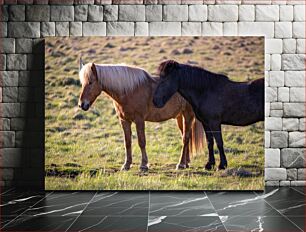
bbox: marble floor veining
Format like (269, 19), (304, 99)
(0, 187), (305, 231)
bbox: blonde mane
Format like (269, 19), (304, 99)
(80, 63), (156, 94)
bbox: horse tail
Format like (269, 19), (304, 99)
(189, 118), (205, 157)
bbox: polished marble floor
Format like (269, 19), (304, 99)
(0, 187), (305, 231)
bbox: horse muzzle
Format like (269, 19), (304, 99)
(79, 101), (90, 111)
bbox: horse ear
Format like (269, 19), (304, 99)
(159, 60), (179, 76)
(91, 63), (98, 81)
(79, 57), (85, 72)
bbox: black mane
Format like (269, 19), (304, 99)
(158, 60), (229, 91)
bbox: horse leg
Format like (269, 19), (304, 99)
(210, 122), (228, 170)
(176, 114), (188, 169)
(120, 119), (132, 171)
(202, 123), (215, 170)
(135, 118), (149, 172)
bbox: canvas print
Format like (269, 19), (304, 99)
(45, 36), (264, 190)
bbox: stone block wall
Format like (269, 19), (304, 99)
(0, 0), (305, 188)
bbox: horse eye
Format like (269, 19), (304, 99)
(89, 81), (92, 85)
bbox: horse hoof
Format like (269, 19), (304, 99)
(121, 165), (131, 171)
(217, 164), (227, 170)
(176, 164), (187, 170)
(204, 163), (215, 170)
(139, 166), (149, 172)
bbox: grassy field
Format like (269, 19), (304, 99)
(45, 36), (264, 190)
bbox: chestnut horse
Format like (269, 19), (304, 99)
(78, 59), (204, 171)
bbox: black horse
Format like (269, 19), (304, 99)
(153, 60), (264, 170)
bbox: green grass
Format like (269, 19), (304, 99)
(45, 36), (265, 190)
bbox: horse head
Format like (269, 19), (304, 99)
(153, 60), (180, 108)
(78, 61), (102, 111)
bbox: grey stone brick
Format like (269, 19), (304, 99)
(8, 22), (40, 38)
(279, 181), (290, 186)
(149, 22), (181, 36)
(280, 5), (293, 21)
(7, 54), (27, 71)
(1, 5), (9, 21)
(88, 5), (103, 21)
(3, 103), (20, 117)
(10, 118), (25, 130)
(1, 148), (22, 168)
(135, 22), (148, 36)
(0, 71), (18, 86)
(287, 168), (297, 180)
(189, 5), (207, 21)
(208, 5), (238, 21)
(163, 5), (188, 21)
(75, 5), (88, 21)
(284, 103), (304, 117)
(3, 87), (18, 102)
(1, 118), (10, 131)
(255, 5), (279, 21)
(223, 22), (237, 36)
(9, 5), (25, 21)
(202, 22), (222, 35)
(282, 54), (305, 71)
(290, 87), (305, 102)
(238, 22), (274, 38)
(239, 5), (255, 21)
(297, 39), (305, 54)
(265, 117), (282, 131)
(265, 148), (280, 168)
(265, 87), (277, 102)
(283, 118), (299, 131)
(293, 22), (304, 38)
(113, 0), (143, 3)
(0, 38), (15, 53)
(74, 0), (94, 3)
(283, 39), (296, 54)
(269, 71), (284, 87)
(41, 22), (55, 37)
(51, 6), (74, 21)
(95, 0), (112, 4)
(107, 22), (134, 35)
(119, 5), (145, 21)
(294, 5), (305, 21)
(281, 148), (305, 168)
(49, 0), (74, 4)
(182, 22), (201, 36)
(1, 22), (7, 37)
(285, 71), (305, 87)
(275, 22), (292, 39)
(265, 181), (280, 187)
(70, 22), (82, 36)
(16, 39), (32, 53)
(278, 87), (289, 102)
(83, 22), (106, 36)
(270, 131), (288, 148)
(2, 131), (15, 147)
(145, 5), (162, 22)
(144, 0), (158, 3)
(55, 22), (69, 36)
(26, 5), (50, 21)
(0, 54), (6, 71)
(265, 168), (286, 181)
(290, 181), (306, 186)
(289, 132), (305, 147)
(270, 54), (281, 71)
(265, 131), (270, 148)
(104, 5), (118, 21)
(18, 70), (42, 87)
(299, 119), (305, 131)
(297, 168), (305, 180)
(270, 110), (283, 117)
